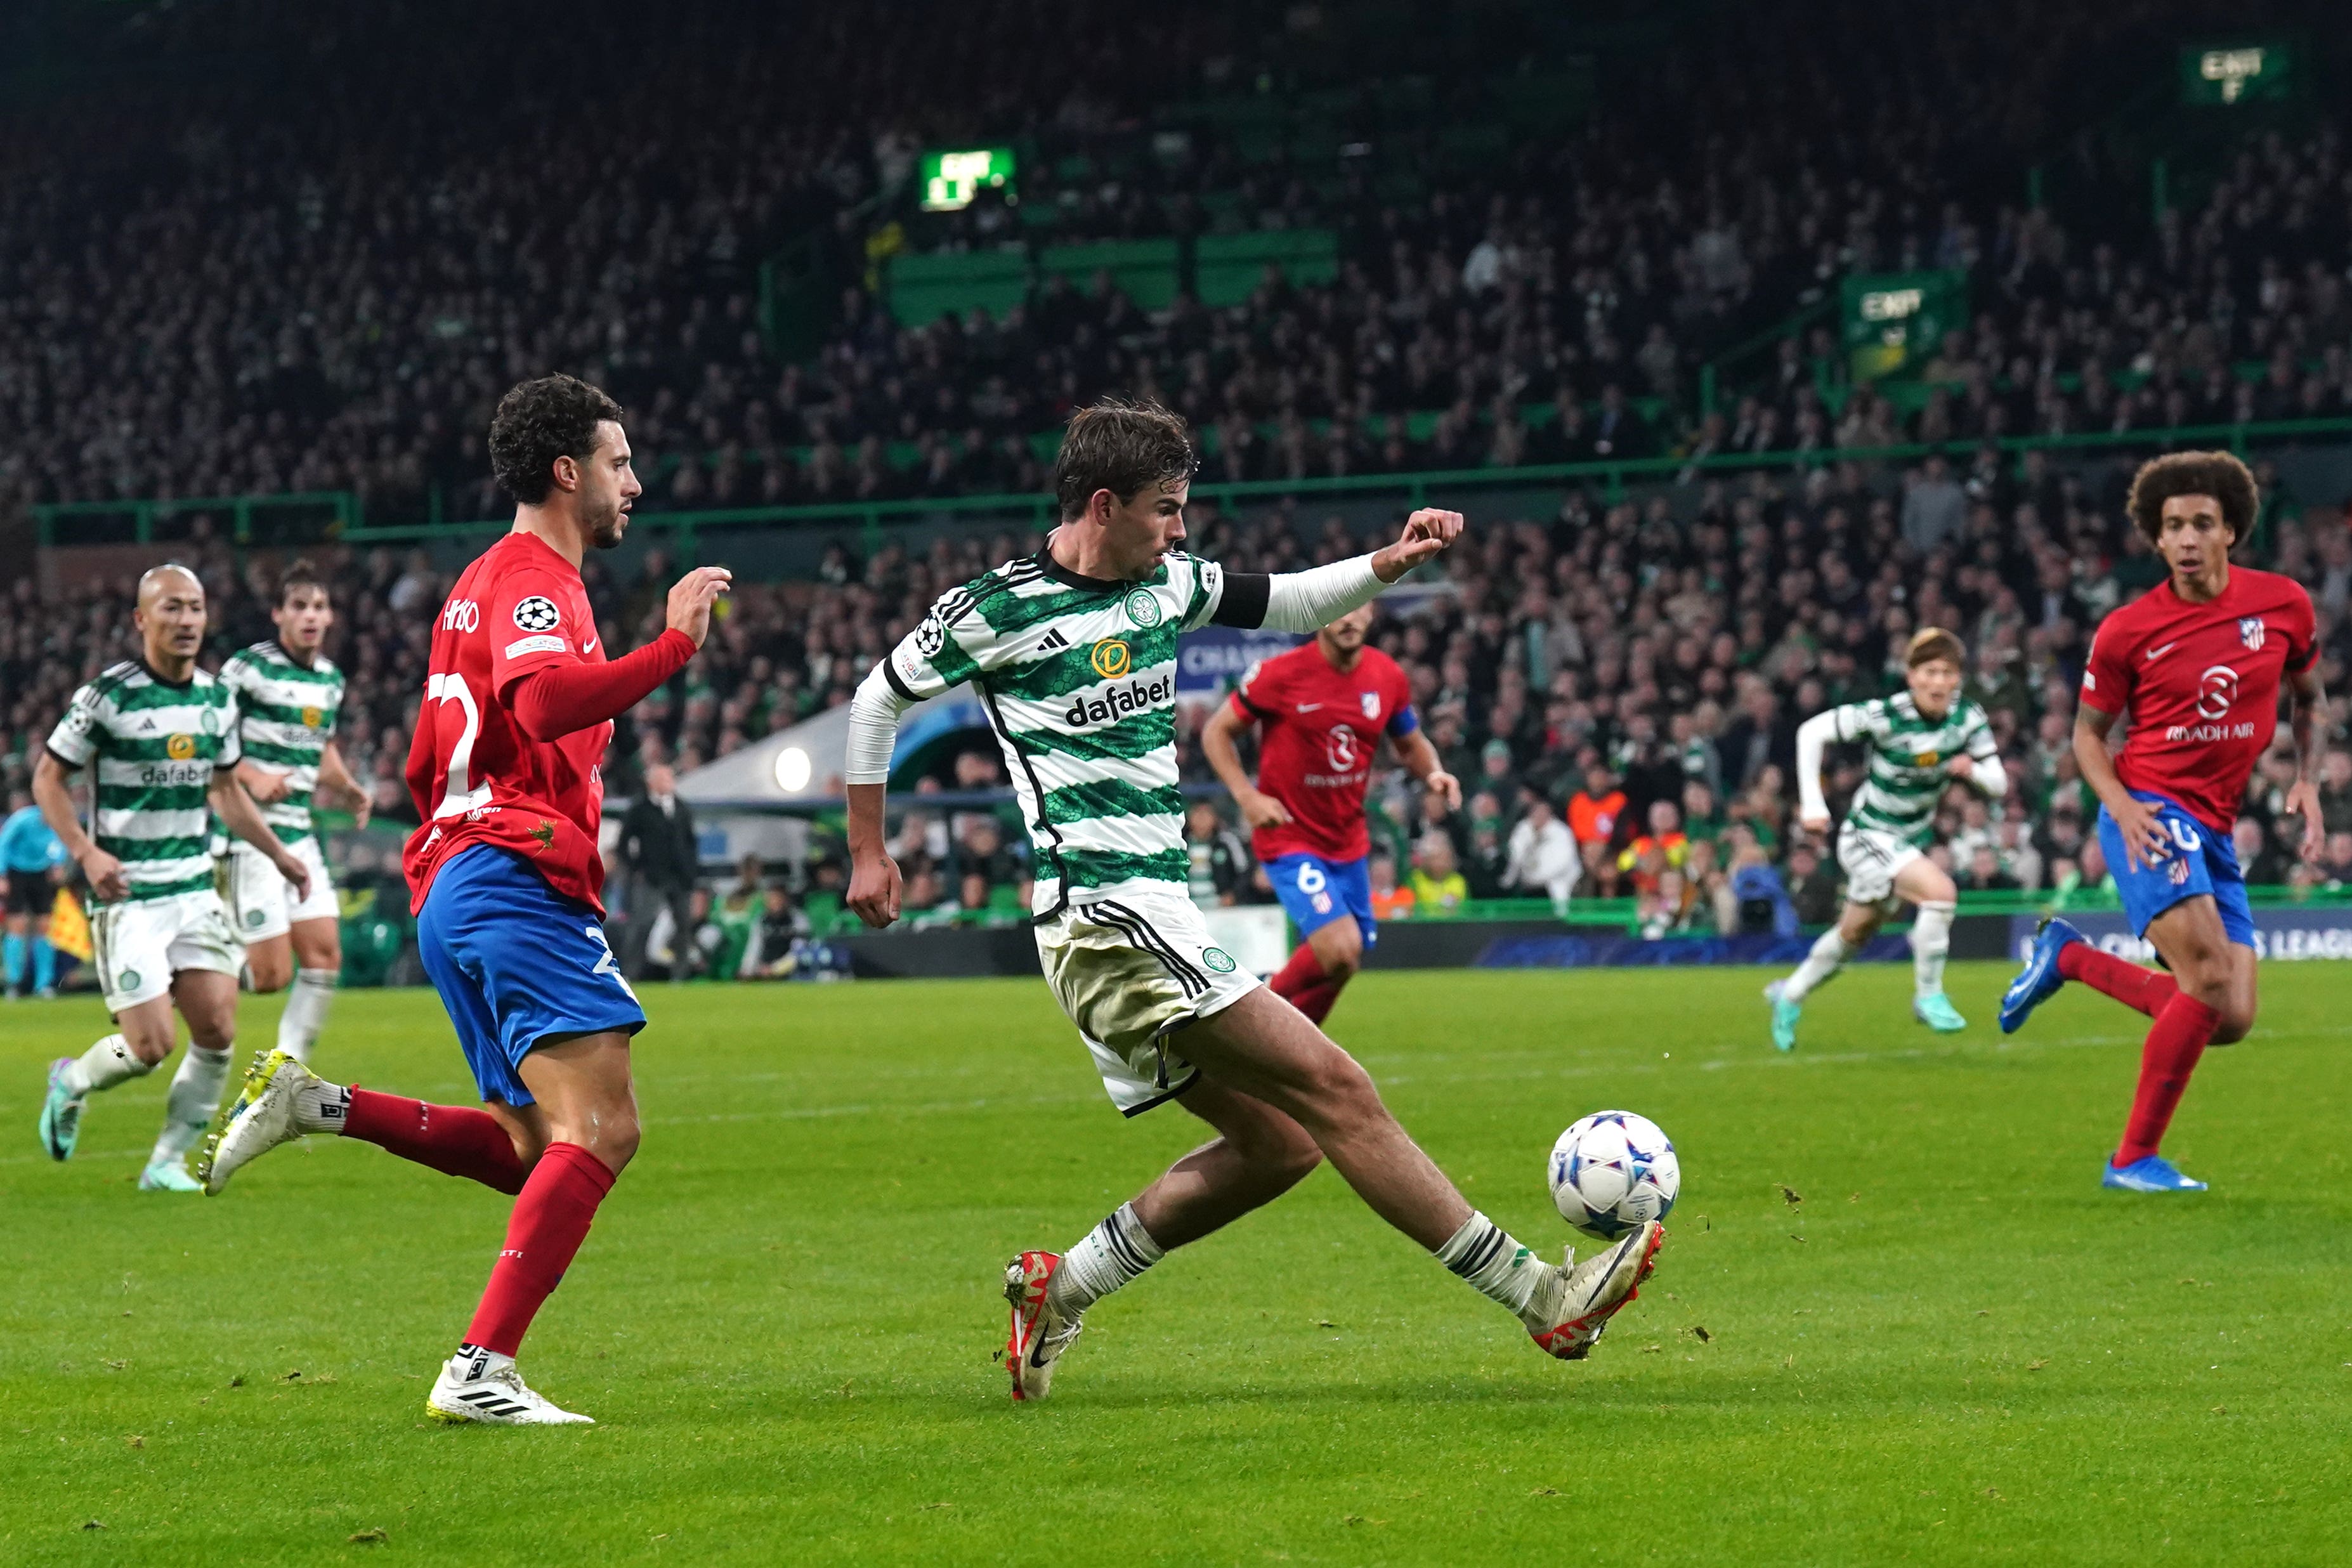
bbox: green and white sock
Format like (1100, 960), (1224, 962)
(1047, 1202), (1165, 1314)
(1434, 1210), (1549, 1317)
(1780, 929), (1854, 1003)
(1911, 901), (1956, 997)
(277, 968), (337, 1064)
(62, 1034), (150, 1097)
(149, 1047), (231, 1168)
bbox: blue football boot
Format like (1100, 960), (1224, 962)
(1913, 993), (1966, 1033)
(1763, 980), (1801, 1054)
(37, 1057), (84, 1161)
(2102, 1155), (2207, 1193)
(1999, 917), (2085, 1035)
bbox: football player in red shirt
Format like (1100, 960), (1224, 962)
(2001, 452), (2325, 1192)
(1201, 603), (1460, 1024)
(205, 375), (732, 1421)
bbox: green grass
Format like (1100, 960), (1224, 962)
(4, 962), (2352, 1564)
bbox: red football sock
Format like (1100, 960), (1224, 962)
(464, 1142), (617, 1358)
(1268, 942), (1326, 1001)
(2057, 943), (2179, 1019)
(344, 1088), (527, 1195)
(1288, 977), (1344, 1024)
(2115, 993), (2220, 1166)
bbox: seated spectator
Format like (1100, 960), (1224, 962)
(2234, 818), (2286, 886)
(1958, 844), (2020, 893)
(1409, 831), (1469, 917)
(1186, 800), (1253, 908)
(1616, 799), (1690, 895)
(1783, 841), (1841, 927)
(1369, 855), (1415, 922)
(1638, 866), (1702, 939)
(748, 883), (815, 978)
(1685, 839), (1737, 934)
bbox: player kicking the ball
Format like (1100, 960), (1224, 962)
(1201, 603), (1459, 1026)
(34, 565), (313, 1189)
(1765, 627), (2004, 1051)
(217, 559), (371, 1065)
(2001, 452), (2323, 1192)
(846, 399), (1661, 1403)
(204, 374), (733, 1423)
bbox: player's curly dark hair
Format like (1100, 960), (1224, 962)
(1051, 396), (1197, 521)
(488, 374), (624, 504)
(2126, 450), (2258, 546)
(275, 556), (329, 608)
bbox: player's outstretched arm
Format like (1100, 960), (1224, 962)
(1225, 509), (1466, 634)
(1201, 700), (1290, 830)
(210, 768), (311, 902)
(507, 568), (731, 742)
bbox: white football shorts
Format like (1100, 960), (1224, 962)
(89, 890), (242, 1014)
(221, 837), (337, 943)
(1836, 823), (1926, 908)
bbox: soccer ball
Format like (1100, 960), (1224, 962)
(1548, 1111), (1679, 1239)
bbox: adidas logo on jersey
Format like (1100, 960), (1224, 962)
(1037, 627), (1070, 651)
(1064, 674), (1173, 729)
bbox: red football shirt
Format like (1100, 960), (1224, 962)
(403, 531), (617, 914)
(1231, 641), (1418, 862)
(2079, 564), (2315, 833)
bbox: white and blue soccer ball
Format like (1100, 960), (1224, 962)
(1549, 1110), (1680, 1239)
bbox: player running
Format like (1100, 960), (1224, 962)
(1765, 627), (2004, 1051)
(2001, 452), (2323, 1192)
(1201, 604), (1459, 1026)
(3, 785), (69, 999)
(845, 398), (1662, 1403)
(202, 374), (733, 1424)
(217, 559), (370, 1064)
(33, 565), (312, 1190)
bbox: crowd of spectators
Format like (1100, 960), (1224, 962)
(8, 0), (2344, 527)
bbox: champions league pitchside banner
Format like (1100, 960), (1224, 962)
(2007, 907), (2352, 964)
(1176, 625), (1301, 695)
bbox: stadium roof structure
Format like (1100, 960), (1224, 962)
(676, 688), (990, 807)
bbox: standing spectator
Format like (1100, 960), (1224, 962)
(1409, 831), (1470, 916)
(1368, 854), (1415, 922)
(2319, 750), (2352, 835)
(1185, 800), (1252, 908)
(618, 764), (701, 980)
(1901, 454), (1967, 553)
(1505, 787), (1579, 913)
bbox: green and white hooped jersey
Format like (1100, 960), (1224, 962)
(1831, 693), (1996, 847)
(46, 660), (241, 901)
(217, 640), (344, 846)
(881, 551), (1231, 917)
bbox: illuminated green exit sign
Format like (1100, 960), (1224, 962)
(920, 148), (1017, 212)
(2180, 42), (2293, 105)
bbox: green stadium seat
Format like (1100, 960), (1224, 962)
(1038, 239), (1182, 311)
(886, 249), (1033, 329)
(1192, 230), (1339, 308)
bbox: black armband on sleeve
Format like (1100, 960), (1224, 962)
(881, 659), (919, 703)
(1211, 573), (1270, 629)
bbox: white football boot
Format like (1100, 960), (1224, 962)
(200, 1049), (330, 1196)
(1003, 1251), (1084, 1402)
(425, 1347), (594, 1426)
(1524, 1220), (1665, 1360)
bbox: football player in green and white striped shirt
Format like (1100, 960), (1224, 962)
(1766, 626), (2007, 1052)
(218, 559), (370, 1065)
(844, 398), (1664, 1403)
(33, 565), (312, 1191)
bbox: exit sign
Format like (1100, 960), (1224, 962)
(919, 148), (1017, 212)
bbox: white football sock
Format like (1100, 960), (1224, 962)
(294, 1075), (353, 1135)
(1779, 929), (1856, 1003)
(1911, 901), (1956, 998)
(276, 967), (337, 1064)
(1047, 1202), (1165, 1314)
(1435, 1210), (1548, 1318)
(150, 1046), (232, 1167)
(61, 1034), (152, 1097)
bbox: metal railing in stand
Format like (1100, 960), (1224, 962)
(34, 490), (361, 547)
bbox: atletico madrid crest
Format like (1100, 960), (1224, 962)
(1360, 691), (1380, 719)
(2238, 617), (2266, 651)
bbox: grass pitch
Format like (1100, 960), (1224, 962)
(4, 961), (2352, 1564)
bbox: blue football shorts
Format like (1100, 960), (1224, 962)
(1265, 852), (1378, 947)
(2096, 790), (2255, 950)
(416, 846), (646, 1106)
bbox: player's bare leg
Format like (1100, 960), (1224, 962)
(58, 970), (239, 1191)
(1177, 990), (1657, 1352)
(1010, 1081), (1323, 1400)
(2101, 896), (2251, 1192)
(1265, 915), (1362, 1026)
